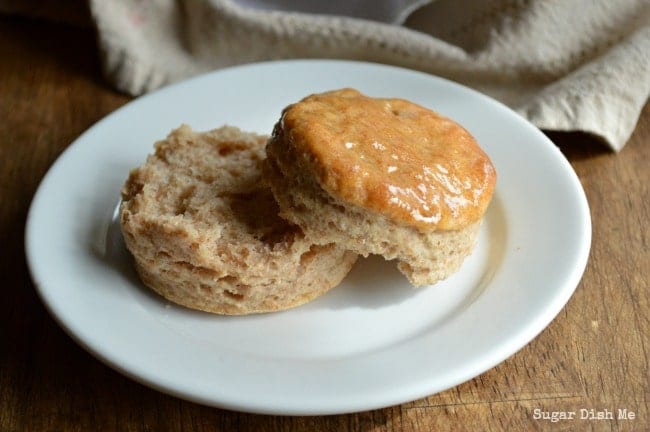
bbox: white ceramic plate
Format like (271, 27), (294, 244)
(26, 60), (591, 415)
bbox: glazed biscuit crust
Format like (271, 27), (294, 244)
(277, 88), (496, 231)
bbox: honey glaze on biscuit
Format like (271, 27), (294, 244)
(280, 89), (496, 231)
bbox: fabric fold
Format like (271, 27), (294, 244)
(88, 0), (649, 150)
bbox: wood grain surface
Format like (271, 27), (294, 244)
(1, 16), (647, 432)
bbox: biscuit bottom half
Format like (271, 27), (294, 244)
(120, 125), (357, 315)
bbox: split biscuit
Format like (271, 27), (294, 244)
(120, 125), (357, 314)
(264, 89), (496, 286)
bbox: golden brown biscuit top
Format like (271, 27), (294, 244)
(279, 88), (496, 231)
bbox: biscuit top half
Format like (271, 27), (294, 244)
(277, 88), (496, 232)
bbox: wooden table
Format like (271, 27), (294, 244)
(1, 16), (647, 432)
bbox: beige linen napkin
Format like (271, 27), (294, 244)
(68, 1), (650, 150)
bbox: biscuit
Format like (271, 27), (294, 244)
(120, 125), (357, 314)
(264, 89), (496, 286)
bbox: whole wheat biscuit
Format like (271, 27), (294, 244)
(264, 89), (496, 286)
(120, 125), (357, 314)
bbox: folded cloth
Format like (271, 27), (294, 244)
(88, 0), (649, 151)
